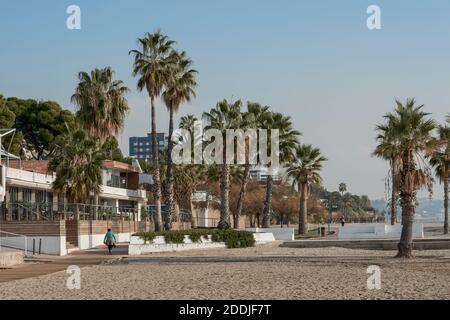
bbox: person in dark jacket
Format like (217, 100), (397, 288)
(340, 216), (346, 227)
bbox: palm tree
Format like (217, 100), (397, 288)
(261, 112), (301, 228)
(339, 183), (347, 196)
(234, 102), (270, 229)
(130, 30), (175, 231)
(373, 122), (402, 225)
(72, 67), (130, 144)
(162, 51), (198, 230)
(50, 129), (103, 220)
(338, 182), (348, 219)
(287, 144), (327, 235)
(380, 99), (436, 258)
(203, 100), (243, 229)
(428, 125), (450, 234)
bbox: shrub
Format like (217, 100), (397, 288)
(211, 230), (256, 248)
(135, 232), (156, 244)
(135, 230), (255, 248)
(163, 231), (185, 244)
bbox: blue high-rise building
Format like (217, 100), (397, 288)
(129, 133), (166, 161)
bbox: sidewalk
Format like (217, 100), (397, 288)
(0, 244), (128, 283)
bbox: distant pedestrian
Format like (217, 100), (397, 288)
(340, 216), (345, 227)
(103, 228), (117, 254)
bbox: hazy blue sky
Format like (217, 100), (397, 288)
(1, 0), (449, 200)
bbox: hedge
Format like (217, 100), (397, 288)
(134, 229), (255, 248)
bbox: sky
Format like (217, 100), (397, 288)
(0, 0), (449, 200)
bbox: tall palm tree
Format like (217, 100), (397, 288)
(287, 144), (327, 235)
(428, 125), (450, 234)
(50, 129), (103, 220)
(338, 182), (348, 219)
(72, 67), (130, 143)
(130, 30), (175, 231)
(179, 115), (198, 132)
(203, 100), (243, 229)
(162, 51), (198, 230)
(261, 112), (301, 228)
(373, 122), (402, 225)
(380, 99), (436, 258)
(234, 102), (270, 229)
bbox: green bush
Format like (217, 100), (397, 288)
(163, 231), (185, 244)
(135, 232), (156, 244)
(211, 230), (256, 248)
(134, 229), (255, 248)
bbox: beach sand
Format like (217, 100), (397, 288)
(0, 243), (449, 300)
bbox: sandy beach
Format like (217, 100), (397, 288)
(0, 243), (449, 300)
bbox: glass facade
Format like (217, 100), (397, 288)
(129, 133), (166, 161)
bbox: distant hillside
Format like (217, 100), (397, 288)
(372, 198), (445, 220)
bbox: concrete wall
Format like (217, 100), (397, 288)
(0, 251), (24, 267)
(338, 223), (424, 240)
(129, 235), (226, 255)
(246, 228), (295, 241)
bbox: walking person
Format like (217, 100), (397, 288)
(103, 228), (117, 254)
(340, 216), (346, 227)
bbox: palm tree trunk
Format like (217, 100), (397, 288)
(397, 150), (416, 258)
(444, 176), (449, 235)
(164, 106), (175, 230)
(218, 163), (231, 229)
(262, 174), (273, 228)
(299, 182), (308, 235)
(391, 162), (397, 226)
(235, 163), (251, 229)
(150, 97), (163, 231)
(190, 195), (197, 229)
(94, 194), (99, 220)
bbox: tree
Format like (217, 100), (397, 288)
(287, 144), (327, 235)
(234, 102), (270, 229)
(130, 30), (176, 231)
(373, 121), (402, 225)
(162, 51), (198, 230)
(50, 129), (103, 220)
(261, 112), (301, 228)
(203, 99), (243, 229)
(0, 96), (24, 157)
(380, 99), (436, 258)
(100, 136), (124, 161)
(12, 99), (75, 159)
(428, 125), (450, 234)
(72, 67), (130, 144)
(339, 183), (347, 196)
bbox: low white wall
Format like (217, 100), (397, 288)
(338, 223), (424, 240)
(253, 232), (276, 244)
(0, 251), (24, 267)
(0, 236), (66, 256)
(79, 233), (132, 250)
(245, 228), (294, 241)
(129, 235), (226, 255)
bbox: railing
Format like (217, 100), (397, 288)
(0, 202), (138, 222)
(0, 202), (52, 221)
(0, 230), (28, 255)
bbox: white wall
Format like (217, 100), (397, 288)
(338, 223), (424, 240)
(246, 228), (295, 241)
(0, 236), (66, 255)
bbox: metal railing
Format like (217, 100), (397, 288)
(0, 202), (139, 221)
(0, 230), (28, 255)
